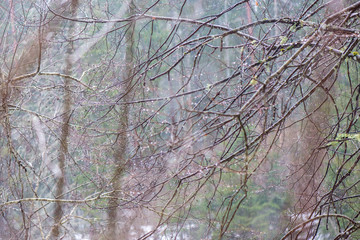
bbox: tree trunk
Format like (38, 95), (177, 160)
(289, 1), (345, 239)
(49, 0), (79, 238)
(106, 1), (135, 239)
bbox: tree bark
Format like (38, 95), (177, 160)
(288, 1), (346, 239)
(49, 0), (79, 238)
(106, 1), (135, 239)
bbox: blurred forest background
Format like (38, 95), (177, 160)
(1, 0), (360, 239)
